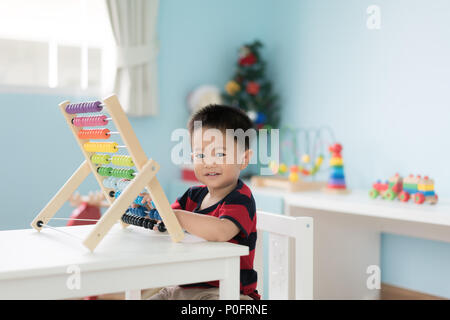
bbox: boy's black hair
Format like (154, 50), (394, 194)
(188, 104), (255, 150)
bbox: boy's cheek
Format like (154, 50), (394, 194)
(193, 164), (203, 173)
(224, 154), (241, 165)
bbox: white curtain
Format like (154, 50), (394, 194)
(105, 0), (159, 116)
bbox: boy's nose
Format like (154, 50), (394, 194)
(204, 156), (220, 166)
(204, 159), (217, 167)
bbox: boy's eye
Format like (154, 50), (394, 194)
(216, 153), (226, 157)
(195, 153), (205, 159)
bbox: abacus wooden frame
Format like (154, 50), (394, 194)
(31, 94), (185, 251)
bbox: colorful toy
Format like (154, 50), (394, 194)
(323, 143), (349, 194)
(266, 126), (329, 181)
(252, 126), (345, 192)
(66, 191), (108, 226)
(369, 173), (438, 205)
(31, 94), (184, 252)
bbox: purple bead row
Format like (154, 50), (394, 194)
(65, 101), (103, 114)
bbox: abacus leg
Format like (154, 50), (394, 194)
(31, 161), (91, 231)
(146, 178), (185, 242)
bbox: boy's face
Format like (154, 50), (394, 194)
(191, 127), (252, 190)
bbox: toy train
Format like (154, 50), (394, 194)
(369, 173), (438, 205)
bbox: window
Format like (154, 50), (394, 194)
(0, 0), (112, 93)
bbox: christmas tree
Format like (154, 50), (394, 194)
(222, 40), (280, 130)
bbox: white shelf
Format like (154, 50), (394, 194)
(251, 187), (450, 227)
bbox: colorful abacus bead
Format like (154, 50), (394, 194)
(135, 195), (144, 205)
(97, 167), (134, 179)
(97, 167), (113, 176)
(103, 177), (131, 190)
(127, 206), (147, 217)
(121, 211), (166, 233)
(114, 191), (144, 206)
(78, 129), (111, 140)
(110, 168), (135, 179)
(91, 154), (111, 165)
(149, 208), (161, 220)
(84, 142), (118, 153)
(72, 115), (109, 127)
(102, 176), (117, 189)
(121, 212), (155, 230)
(145, 219), (156, 230)
(157, 222), (166, 232)
(116, 179), (131, 191)
(65, 101), (103, 114)
(111, 155), (134, 167)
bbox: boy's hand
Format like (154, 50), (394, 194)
(131, 192), (153, 210)
(140, 192), (153, 207)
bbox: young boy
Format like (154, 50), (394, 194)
(144, 104), (260, 300)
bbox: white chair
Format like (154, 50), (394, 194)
(254, 211), (313, 300)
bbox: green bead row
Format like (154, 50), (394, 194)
(111, 168), (135, 179)
(91, 154), (111, 165)
(97, 167), (135, 179)
(91, 154), (134, 167)
(111, 155), (134, 167)
(97, 167), (112, 176)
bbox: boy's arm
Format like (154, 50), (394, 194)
(173, 209), (240, 242)
(138, 192), (239, 241)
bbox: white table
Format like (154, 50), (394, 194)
(0, 224), (248, 300)
(253, 187), (450, 299)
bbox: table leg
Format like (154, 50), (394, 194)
(288, 206), (381, 300)
(219, 257), (240, 300)
(125, 289), (142, 300)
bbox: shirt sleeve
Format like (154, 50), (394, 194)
(171, 188), (190, 210)
(218, 191), (256, 238)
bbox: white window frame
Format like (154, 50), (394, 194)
(0, 0), (112, 96)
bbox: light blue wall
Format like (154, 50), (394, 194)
(0, 93), (97, 230)
(269, 0), (450, 297)
(280, 0), (450, 194)
(0, 0), (276, 230)
(0, 89), (183, 229)
(381, 234), (450, 298)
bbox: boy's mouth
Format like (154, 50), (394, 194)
(205, 172), (221, 177)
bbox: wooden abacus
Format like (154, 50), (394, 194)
(31, 94), (185, 251)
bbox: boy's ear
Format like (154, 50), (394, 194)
(239, 149), (253, 170)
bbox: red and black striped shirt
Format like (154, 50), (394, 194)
(171, 179), (260, 300)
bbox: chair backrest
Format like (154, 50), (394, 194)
(254, 211), (313, 300)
